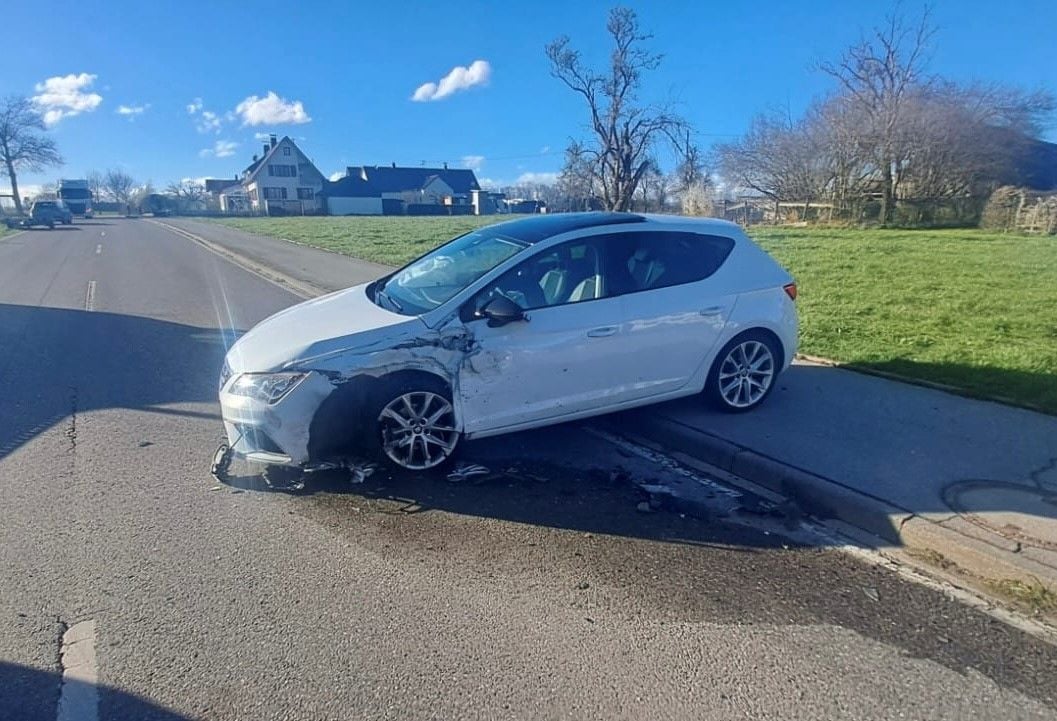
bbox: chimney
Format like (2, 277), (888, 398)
(263, 143), (270, 156)
(252, 154), (258, 162)
(443, 162), (448, 170)
(269, 134), (277, 148)
(391, 162), (396, 168)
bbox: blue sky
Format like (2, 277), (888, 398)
(6, 0), (1056, 194)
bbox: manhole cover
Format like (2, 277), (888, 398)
(943, 480), (1057, 551)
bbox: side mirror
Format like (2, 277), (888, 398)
(476, 295), (527, 327)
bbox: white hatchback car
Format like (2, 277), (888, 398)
(219, 213), (797, 472)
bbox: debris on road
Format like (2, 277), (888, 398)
(863, 586), (880, 602)
(447, 463), (491, 483)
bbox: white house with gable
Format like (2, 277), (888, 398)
(240, 135), (325, 215)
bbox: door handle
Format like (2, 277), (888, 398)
(586, 326), (619, 338)
(699, 306), (725, 316)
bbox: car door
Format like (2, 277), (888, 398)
(457, 235), (628, 435)
(606, 230), (737, 399)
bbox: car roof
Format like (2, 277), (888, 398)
(482, 212), (646, 243)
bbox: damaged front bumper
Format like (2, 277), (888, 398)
(218, 370), (335, 466)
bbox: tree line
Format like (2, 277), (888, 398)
(550, 6), (1055, 226)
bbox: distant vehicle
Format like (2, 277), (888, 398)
(142, 193), (176, 217)
(218, 213), (799, 473)
(4, 200), (68, 229)
(57, 179), (94, 218)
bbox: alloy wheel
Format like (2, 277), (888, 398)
(378, 391), (458, 470)
(718, 340), (775, 409)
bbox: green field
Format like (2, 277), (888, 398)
(208, 216), (1057, 413)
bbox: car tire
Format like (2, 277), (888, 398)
(368, 375), (460, 473)
(705, 330), (782, 413)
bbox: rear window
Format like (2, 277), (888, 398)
(605, 231), (736, 294)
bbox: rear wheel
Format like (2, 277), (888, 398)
(706, 331), (781, 413)
(371, 378), (459, 472)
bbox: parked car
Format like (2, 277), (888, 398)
(219, 213), (798, 472)
(4, 200), (69, 229)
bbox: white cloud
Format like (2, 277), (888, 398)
(199, 139), (239, 158)
(235, 91), (311, 126)
(32, 73), (103, 126)
(328, 171), (345, 182)
(187, 99), (224, 133)
(516, 171), (559, 185)
(411, 60), (491, 102)
(540, 145), (551, 154)
(254, 132), (273, 141)
(460, 155), (485, 171)
(197, 110), (222, 134)
(116, 103), (149, 119)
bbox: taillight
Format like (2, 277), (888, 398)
(783, 283), (797, 301)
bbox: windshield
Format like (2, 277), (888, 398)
(374, 231), (529, 315)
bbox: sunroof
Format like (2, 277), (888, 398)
(477, 212), (645, 243)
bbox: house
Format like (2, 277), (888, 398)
(239, 135), (325, 215)
(324, 164), (482, 216)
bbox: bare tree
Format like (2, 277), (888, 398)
(0, 96), (63, 213)
(104, 168), (136, 207)
(166, 179), (207, 204)
(716, 111), (830, 216)
(547, 7), (688, 211)
(819, 6), (936, 224)
(556, 141), (600, 211)
(86, 170), (105, 201)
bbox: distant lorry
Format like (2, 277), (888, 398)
(57, 179), (94, 217)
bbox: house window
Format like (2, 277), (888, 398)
(268, 164), (297, 177)
(283, 147), (291, 156)
(248, 188), (258, 202)
(296, 188), (314, 200)
(263, 187), (287, 200)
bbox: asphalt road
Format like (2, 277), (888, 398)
(1, 218), (1056, 721)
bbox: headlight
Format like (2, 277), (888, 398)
(229, 372), (307, 404)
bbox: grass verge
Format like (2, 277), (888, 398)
(206, 217), (1057, 413)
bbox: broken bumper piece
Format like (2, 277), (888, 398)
(218, 370), (335, 467)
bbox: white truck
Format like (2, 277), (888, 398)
(57, 179), (94, 217)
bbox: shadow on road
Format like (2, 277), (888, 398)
(0, 660), (191, 721)
(0, 303), (232, 460)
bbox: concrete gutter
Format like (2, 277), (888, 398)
(611, 410), (1057, 606)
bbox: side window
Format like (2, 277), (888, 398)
(607, 231), (735, 295)
(467, 238), (607, 315)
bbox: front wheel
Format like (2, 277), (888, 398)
(372, 381), (460, 472)
(705, 331), (781, 413)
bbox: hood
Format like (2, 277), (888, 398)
(226, 283), (420, 373)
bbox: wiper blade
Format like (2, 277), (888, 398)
(376, 287), (403, 312)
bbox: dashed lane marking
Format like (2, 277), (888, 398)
(84, 281), (96, 312)
(95, 244), (101, 255)
(56, 620), (99, 721)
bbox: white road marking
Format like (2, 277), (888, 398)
(84, 281), (96, 312)
(99, 231), (105, 237)
(95, 244), (102, 255)
(56, 620), (99, 721)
